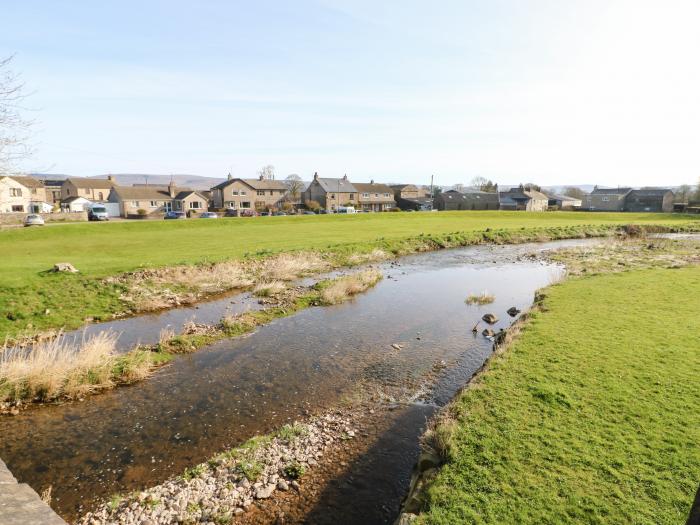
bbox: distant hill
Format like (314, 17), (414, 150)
(29, 173), (225, 190)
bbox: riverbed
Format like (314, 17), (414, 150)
(0, 238), (601, 523)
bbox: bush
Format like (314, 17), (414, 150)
(137, 209), (147, 216)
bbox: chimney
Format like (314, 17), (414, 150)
(370, 179), (374, 184)
(313, 172), (319, 181)
(227, 172), (232, 181)
(168, 179), (176, 198)
(342, 174), (348, 181)
(259, 174), (264, 181)
(107, 174), (114, 182)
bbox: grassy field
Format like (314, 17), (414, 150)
(0, 211), (697, 339)
(417, 267), (700, 524)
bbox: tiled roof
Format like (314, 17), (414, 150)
(8, 176), (44, 188)
(626, 189), (672, 197)
(314, 177), (357, 193)
(66, 177), (115, 189)
(354, 182), (394, 194)
(590, 187), (632, 195)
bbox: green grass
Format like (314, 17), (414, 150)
(1, 211), (697, 339)
(417, 267), (700, 524)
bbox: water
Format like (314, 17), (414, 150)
(0, 238), (600, 522)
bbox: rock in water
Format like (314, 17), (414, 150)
(52, 262), (79, 273)
(482, 328), (495, 337)
(507, 307), (521, 317)
(482, 313), (498, 324)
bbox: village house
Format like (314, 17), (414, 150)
(623, 188), (674, 213)
(435, 189), (500, 211)
(210, 174), (288, 212)
(0, 176), (53, 213)
(303, 173), (358, 211)
(390, 184), (434, 211)
(584, 187), (632, 211)
(61, 176), (115, 203)
(108, 182), (209, 217)
(547, 193), (583, 209)
(38, 179), (64, 204)
(498, 186), (549, 211)
(354, 181), (396, 211)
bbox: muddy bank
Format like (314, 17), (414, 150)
(0, 238), (608, 522)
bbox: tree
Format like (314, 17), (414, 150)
(284, 174), (304, 203)
(258, 165), (275, 180)
(452, 183), (466, 193)
(523, 183), (542, 192)
(1, 56), (32, 175)
(470, 176), (497, 192)
(563, 186), (586, 200)
(306, 199), (321, 212)
(432, 187), (443, 198)
(675, 184), (692, 203)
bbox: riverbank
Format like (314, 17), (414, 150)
(2, 212), (699, 341)
(0, 270), (381, 413)
(400, 243), (700, 523)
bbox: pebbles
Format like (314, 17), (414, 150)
(78, 414), (356, 525)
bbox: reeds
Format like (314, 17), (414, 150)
(252, 280), (286, 297)
(319, 269), (383, 305)
(465, 291), (495, 305)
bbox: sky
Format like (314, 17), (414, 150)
(2, 0), (700, 187)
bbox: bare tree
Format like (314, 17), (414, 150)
(258, 165), (275, 180)
(470, 176), (497, 192)
(284, 173), (303, 203)
(675, 184), (692, 203)
(563, 186), (586, 200)
(694, 178), (700, 201)
(0, 56), (33, 175)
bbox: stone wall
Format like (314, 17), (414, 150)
(0, 211), (87, 226)
(0, 458), (67, 525)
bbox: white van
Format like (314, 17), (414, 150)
(337, 206), (357, 214)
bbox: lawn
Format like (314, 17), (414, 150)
(0, 210), (697, 339)
(418, 267), (700, 524)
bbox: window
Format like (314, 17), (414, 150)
(257, 190), (265, 196)
(98, 192), (104, 200)
(240, 191), (247, 196)
(362, 193), (369, 198)
(150, 201), (158, 208)
(31, 188), (37, 195)
(10, 188), (22, 197)
(383, 193), (389, 198)
(225, 201), (236, 208)
(241, 201), (251, 208)
(602, 196), (610, 202)
(11, 205), (24, 212)
(330, 193), (336, 199)
(349, 194), (355, 200)
(269, 190), (274, 196)
(66, 188), (71, 196)
(189, 201), (201, 209)
(132, 201), (140, 206)
(231, 191), (239, 195)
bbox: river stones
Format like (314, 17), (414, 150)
(482, 328), (495, 337)
(482, 313), (498, 324)
(507, 307), (521, 317)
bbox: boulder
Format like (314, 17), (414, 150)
(482, 313), (498, 324)
(52, 262), (79, 273)
(507, 307), (521, 317)
(482, 328), (495, 337)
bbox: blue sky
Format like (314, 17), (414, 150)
(3, 0), (699, 186)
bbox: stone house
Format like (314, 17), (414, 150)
(211, 175), (288, 211)
(498, 187), (549, 211)
(61, 176), (115, 202)
(303, 173), (358, 211)
(354, 181), (396, 211)
(623, 189), (674, 213)
(435, 189), (500, 211)
(109, 183), (209, 217)
(584, 187), (632, 211)
(547, 194), (582, 209)
(390, 184), (423, 201)
(0, 176), (31, 213)
(38, 179), (64, 204)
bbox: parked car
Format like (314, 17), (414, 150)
(224, 208), (238, 217)
(319, 209), (329, 214)
(273, 211), (287, 216)
(302, 210), (316, 215)
(164, 211), (187, 220)
(24, 214), (45, 227)
(337, 206), (357, 214)
(259, 211), (271, 216)
(239, 209), (258, 217)
(199, 211), (218, 219)
(88, 205), (110, 221)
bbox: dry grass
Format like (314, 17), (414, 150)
(253, 280), (286, 297)
(465, 291), (495, 305)
(0, 331), (119, 402)
(260, 252), (329, 281)
(319, 269), (383, 305)
(346, 249), (390, 265)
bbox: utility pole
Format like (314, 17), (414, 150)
(430, 174), (434, 197)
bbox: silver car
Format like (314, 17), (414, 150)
(24, 214), (45, 227)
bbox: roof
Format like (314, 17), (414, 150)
(111, 186), (174, 200)
(626, 188), (673, 197)
(8, 176), (44, 188)
(62, 196), (92, 203)
(354, 182), (394, 194)
(174, 190), (208, 200)
(212, 177), (288, 191)
(590, 187), (632, 195)
(548, 193), (581, 202)
(66, 177), (115, 189)
(314, 177), (357, 193)
(500, 187), (549, 201)
(389, 184), (418, 190)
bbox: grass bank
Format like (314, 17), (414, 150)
(410, 266), (700, 524)
(0, 271), (382, 411)
(2, 212), (698, 341)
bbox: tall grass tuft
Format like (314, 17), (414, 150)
(0, 331), (119, 402)
(252, 280), (286, 297)
(318, 269), (383, 305)
(465, 291), (495, 305)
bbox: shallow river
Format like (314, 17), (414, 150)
(0, 238), (600, 523)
